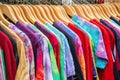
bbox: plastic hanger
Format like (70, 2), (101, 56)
(31, 5), (47, 24)
(0, 4), (18, 24)
(36, 5), (52, 24)
(0, 9), (9, 26)
(41, 5), (54, 22)
(50, 5), (70, 25)
(10, 5), (25, 23)
(20, 5), (36, 24)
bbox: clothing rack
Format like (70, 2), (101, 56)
(0, 3), (120, 80)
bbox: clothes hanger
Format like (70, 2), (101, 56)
(108, 4), (119, 16)
(20, 5), (36, 24)
(62, 5), (75, 17)
(31, 5), (47, 24)
(83, 5), (96, 19)
(13, 5), (27, 22)
(72, 4), (89, 20)
(0, 4), (18, 24)
(10, 5), (26, 23)
(97, 4), (110, 19)
(16, 5), (29, 23)
(113, 3), (120, 15)
(100, 4), (113, 18)
(36, 5), (52, 24)
(58, 6), (73, 23)
(50, 5), (70, 25)
(88, 4), (101, 19)
(0, 9), (10, 26)
(111, 4), (120, 16)
(40, 5), (54, 22)
(27, 5), (41, 22)
(105, 4), (117, 17)
(0, 21), (9, 29)
(47, 5), (59, 22)
(79, 4), (93, 20)
(93, 4), (107, 19)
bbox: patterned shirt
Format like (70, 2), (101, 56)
(72, 14), (108, 69)
(8, 23), (35, 80)
(39, 22), (66, 80)
(30, 24), (60, 80)
(15, 21), (44, 80)
(1, 23), (29, 80)
(45, 22), (75, 78)
(53, 21), (85, 80)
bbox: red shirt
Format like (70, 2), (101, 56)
(0, 31), (16, 80)
(68, 23), (93, 80)
(90, 19), (115, 80)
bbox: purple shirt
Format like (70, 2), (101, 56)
(15, 21), (44, 80)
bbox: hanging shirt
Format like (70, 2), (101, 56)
(101, 19), (120, 61)
(8, 24), (35, 80)
(0, 48), (6, 80)
(90, 19), (115, 80)
(100, 19), (120, 80)
(41, 22), (65, 80)
(110, 16), (120, 26)
(29, 25), (54, 80)
(0, 31), (17, 80)
(15, 21), (44, 80)
(53, 21), (84, 80)
(72, 14), (108, 69)
(45, 22), (75, 78)
(0, 27), (19, 67)
(34, 21), (60, 73)
(29, 24), (59, 80)
(68, 23), (93, 80)
(1, 24), (30, 80)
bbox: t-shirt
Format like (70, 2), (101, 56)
(31, 24), (60, 80)
(53, 21), (84, 80)
(72, 14), (108, 69)
(16, 21), (44, 80)
(90, 19), (115, 80)
(34, 21), (60, 72)
(45, 22), (75, 78)
(68, 23), (93, 80)
(1, 23), (30, 80)
(0, 30), (16, 80)
(8, 24), (35, 80)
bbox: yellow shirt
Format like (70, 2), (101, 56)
(0, 23), (30, 80)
